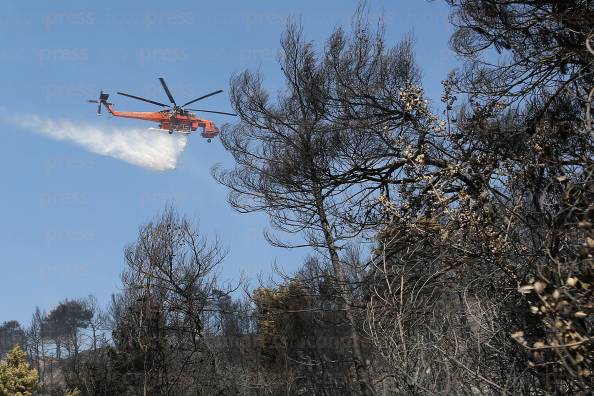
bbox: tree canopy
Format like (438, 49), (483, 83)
(0, 345), (38, 396)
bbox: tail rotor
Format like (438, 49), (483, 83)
(87, 90), (110, 115)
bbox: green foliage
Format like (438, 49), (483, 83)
(0, 345), (38, 396)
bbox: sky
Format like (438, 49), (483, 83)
(0, 0), (457, 326)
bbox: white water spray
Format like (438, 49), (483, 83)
(9, 115), (188, 171)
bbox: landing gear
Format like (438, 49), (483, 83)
(169, 130), (173, 134)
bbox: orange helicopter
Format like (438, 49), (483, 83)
(88, 77), (236, 142)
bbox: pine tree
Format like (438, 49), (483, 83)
(0, 345), (38, 396)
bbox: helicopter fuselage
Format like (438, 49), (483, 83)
(104, 104), (219, 138)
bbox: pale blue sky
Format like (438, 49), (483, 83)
(0, 0), (456, 325)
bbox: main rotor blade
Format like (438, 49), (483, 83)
(117, 92), (169, 107)
(181, 90), (223, 108)
(159, 77), (176, 106)
(187, 108), (237, 116)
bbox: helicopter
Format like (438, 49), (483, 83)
(88, 77), (236, 142)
